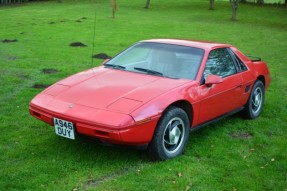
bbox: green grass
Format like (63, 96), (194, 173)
(0, 0), (286, 190)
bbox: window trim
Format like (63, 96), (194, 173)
(227, 48), (248, 72)
(201, 48), (238, 85)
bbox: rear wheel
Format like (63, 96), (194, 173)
(148, 106), (190, 161)
(242, 80), (265, 119)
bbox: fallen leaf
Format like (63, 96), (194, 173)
(136, 169), (141, 175)
(271, 158), (275, 162)
(177, 172), (183, 177)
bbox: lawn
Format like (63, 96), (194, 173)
(0, 0), (286, 190)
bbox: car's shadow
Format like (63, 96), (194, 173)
(49, 133), (149, 163)
(40, 112), (246, 168)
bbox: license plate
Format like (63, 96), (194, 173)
(54, 118), (75, 140)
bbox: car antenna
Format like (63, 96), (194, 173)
(91, 10), (97, 68)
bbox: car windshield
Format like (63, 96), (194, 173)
(105, 42), (204, 80)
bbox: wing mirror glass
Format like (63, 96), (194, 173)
(205, 74), (223, 86)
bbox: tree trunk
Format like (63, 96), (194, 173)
(231, 6), (236, 21)
(257, 0), (264, 5)
(209, 0), (215, 10)
(145, 0), (151, 9)
(112, 0), (117, 18)
(229, 0), (239, 21)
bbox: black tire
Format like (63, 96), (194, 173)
(147, 106), (190, 161)
(242, 80), (265, 119)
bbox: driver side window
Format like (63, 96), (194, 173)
(203, 48), (237, 80)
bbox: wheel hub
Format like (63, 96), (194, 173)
(163, 117), (185, 154)
(169, 126), (181, 145)
(252, 87), (262, 113)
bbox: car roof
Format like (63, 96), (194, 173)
(141, 39), (232, 50)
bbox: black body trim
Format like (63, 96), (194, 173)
(245, 85), (251, 93)
(247, 55), (261, 62)
(189, 107), (244, 132)
(76, 134), (148, 150)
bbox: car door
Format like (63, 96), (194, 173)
(197, 48), (244, 124)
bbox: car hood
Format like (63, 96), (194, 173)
(37, 67), (191, 114)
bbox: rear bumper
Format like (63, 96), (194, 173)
(29, 105), (159, 145)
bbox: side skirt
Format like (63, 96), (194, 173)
(190, 107), (244, 133)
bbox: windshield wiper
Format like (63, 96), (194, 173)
(134, 67), (163, 76)
(104, 64), (126, 70)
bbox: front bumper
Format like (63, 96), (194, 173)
(29, 105), (159, 145)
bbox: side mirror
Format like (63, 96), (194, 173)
(101, 59), (110, 65)
(205, 74), (223, 86)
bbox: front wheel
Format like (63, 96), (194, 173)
(242, 80), (265, 119)
(148, 106), (190, 161)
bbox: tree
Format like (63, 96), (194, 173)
(209, 0), (215, 10)
(229, 0), (239, 21)
(1, 0), (21, 4)
(142, 0), (242, 21)
(145, 0), (151, 9)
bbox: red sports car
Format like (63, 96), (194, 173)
(29, 39), (271, 160)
